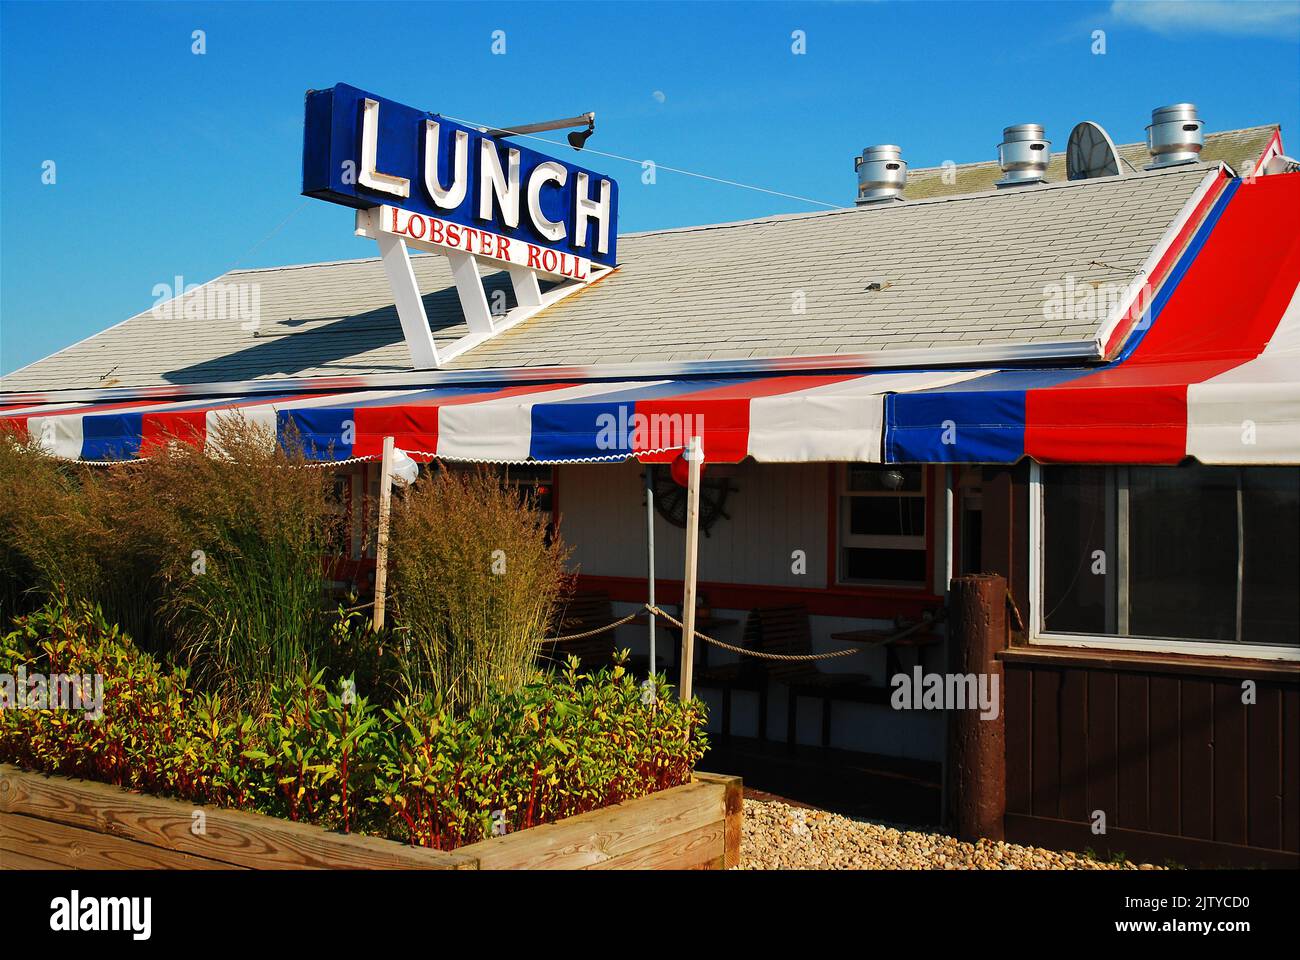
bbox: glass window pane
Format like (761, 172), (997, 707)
(1128, 465), (1237, 642)
(848, 496), (926, 538)
(1242, 468), (1300, 645)
(1042, 466), (1112, 635)
(842, 547), (927, 584)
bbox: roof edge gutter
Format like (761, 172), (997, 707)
(1, 339), (1105, 407)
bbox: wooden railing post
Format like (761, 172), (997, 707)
(947, 573), (1007, 842)
(372, 436), (395, 631)
(679, 436), (702, 702)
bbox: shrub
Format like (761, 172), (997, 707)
(136, 418), (344, 706)
(0, 418), (346, 707)
(0, 599), (708, 849)
(388, 467), (572, 712)
(0, 430), (51, 625)
(0, 430), (164, 647)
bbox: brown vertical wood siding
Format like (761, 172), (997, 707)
(1001, 655), (1300, 867)
(982, 465), (1298, 867)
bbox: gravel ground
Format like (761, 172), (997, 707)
(740, 799), (1164, 870)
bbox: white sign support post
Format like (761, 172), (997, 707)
(354, 207), (608, 372)
(372, 435), (396, 631)
(679, 435), (703, 701)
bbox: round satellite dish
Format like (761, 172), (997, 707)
(1067, 121), (1122, 180)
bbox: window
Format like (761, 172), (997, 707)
(838, 464), (927, 586)
(1038, 464), (1299, 651)
(498, 464), (555, 514)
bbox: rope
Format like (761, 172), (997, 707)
(646, 604), (915, 662)
(1005, 589), (1026, 634)
(332, 598), (936, 661)
(539, 609), (643, 644)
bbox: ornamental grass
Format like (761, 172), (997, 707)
(388, 466), (572, 712)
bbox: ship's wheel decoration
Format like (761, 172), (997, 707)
(649, 461), (735, 536)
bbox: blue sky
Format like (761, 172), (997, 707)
(2, 0), (1298, 376)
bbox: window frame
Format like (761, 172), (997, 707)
(1028, 461), (1300, 662)
(835, 463), (930, 589)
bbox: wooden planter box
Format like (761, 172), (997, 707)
(0, 764), (741, 870)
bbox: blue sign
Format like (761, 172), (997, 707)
(302, 83), (618, 268)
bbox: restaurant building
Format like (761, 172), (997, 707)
(2, 96), (1297, 867)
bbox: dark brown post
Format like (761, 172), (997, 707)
(947, 574), (1007, 842)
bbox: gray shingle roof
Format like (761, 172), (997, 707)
(3, 162), (1215, 393)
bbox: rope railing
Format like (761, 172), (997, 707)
(646, 604), (927, 661)
(339, 599), (939, 661)
(538, 602), (938, 662)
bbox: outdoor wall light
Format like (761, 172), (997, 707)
(567, 121), (595, 151)
(881, 468), (907, 490)
(390, 447), (420, 487)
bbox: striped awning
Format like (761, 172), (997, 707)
(4, 173), (1298, 467)
(886, 173), (1300, 465)
(0, 370), (990, 465)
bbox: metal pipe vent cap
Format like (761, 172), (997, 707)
(856, 144), (907, 204)
(1146, 103), (1204, 169)
(996, 123), (1050, 188)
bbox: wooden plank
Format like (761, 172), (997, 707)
(1003, 665), (1033, 816)
(1086, 670), (1118, 830)
(1058, 667), (1088, 822)
(1284, 687), (1300, 853)
(1030, 667), (1061, 819)
(695, 771), (743, 868)
(1, 844), (72, 870)
(1116, 673), (1149, 831)
(0, 766), (473, 870)
(1246, 685), (1282, 851)
(459, 780), (724, 870)
(1, 812), (237, 870)
(1213, 680), (1248, 846)
(999, 644), (1300, 682)
(1147, 675), (1181, 837)
(1005, 812), (1300, 870)
(586, 822), (725, 870)
(1180, 679), (1215, 840)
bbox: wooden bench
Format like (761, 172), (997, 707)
(749, 605), (879, 749)
(829, 622), (944, 681)
(694, 612), (770, 739)
(540, 591), (622, 670)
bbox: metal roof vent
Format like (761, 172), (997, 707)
(855, 145), (907, 204)
(995, 124), (1050, 188)
(1145, 103), (1204, 169)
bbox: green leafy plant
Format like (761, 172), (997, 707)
(0, 598), (708, 851)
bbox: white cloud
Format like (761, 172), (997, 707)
(1110, 0), (1300, 37)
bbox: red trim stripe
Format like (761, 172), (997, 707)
(351, 382), (579, 459)
(1101, 174), (1230, 358)
(1027, 173), (1300, 464)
